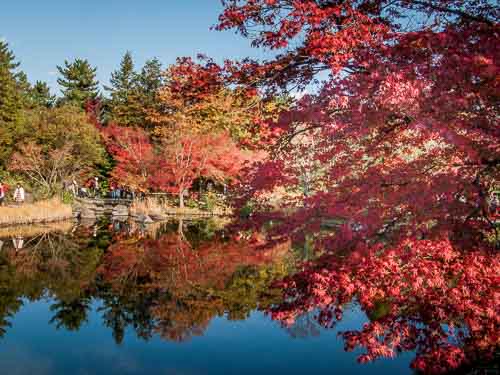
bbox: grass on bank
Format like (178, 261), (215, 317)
(0, 198), (73, 227)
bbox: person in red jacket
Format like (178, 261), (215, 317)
(0, 181), (5, 206)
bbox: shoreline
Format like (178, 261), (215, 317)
(0, 198), (231, 229)
(0, 198), (74, 228)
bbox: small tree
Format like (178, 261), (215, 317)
(8, 105), (107, 196)
(151, 131), (249, 208)
(9, 142), (75, 194)
(29, 81), (56, 108)
(101, 124), (156, 192)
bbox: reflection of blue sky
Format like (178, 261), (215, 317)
(0, 299), (413, 375)
(0, 345), (55, 375)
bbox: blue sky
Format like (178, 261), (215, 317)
(0, 0), (268, 94)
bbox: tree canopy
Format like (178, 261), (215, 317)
(57, 58), (99, 108)
(212, 1), (499, 372)
(105, 51), (143, 126)
(8, 105), (107, 195)
(216, 0), (498, 250)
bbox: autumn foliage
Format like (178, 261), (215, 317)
(90, 4), (499, 369)
(212, 1), (500, 373)
(100, 124), (156, 192)
(100, 122), (254, 205)
(91, 54), (275, 205)
(270, 238), (499, 373)
(218, 0), (498, 248)
(1, 2), (497, 373)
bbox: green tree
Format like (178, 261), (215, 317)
(15, 71), (32, 107)
(8, 105), (108, 195)
(29, 81), (56, 108)
(105, 51), (143, 126)
(0, 40), (25, 170)
(0, 40), (21, 123)
(57, 58), (99, 108)
(137, 58), (163, 128)
(15, 76), (56, 109)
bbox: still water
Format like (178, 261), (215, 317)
(0, 219), (491, 374)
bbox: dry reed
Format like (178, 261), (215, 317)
(130, 197), (166, 217)
(0, 198), (73, 227)
(130, 197), (231, 217)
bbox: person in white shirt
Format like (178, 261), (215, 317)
(71, 179), (78, 197)
(13, 184), (25, 205)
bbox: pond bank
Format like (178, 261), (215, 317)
(0, 199), (73, 227)
(0, 197), (231, 229)
(73, 197), (231, 222)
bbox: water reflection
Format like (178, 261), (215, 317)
(0, 219), (292, 346)
(0, 220), (497, 374)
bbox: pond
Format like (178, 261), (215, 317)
(0, 219), (496, 374)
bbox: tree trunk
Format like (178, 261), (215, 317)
(179, 190), (185, 209)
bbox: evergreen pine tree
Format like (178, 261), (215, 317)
(105, 51), (142, 126)
(0, 40), (22, 123)
(0, 40), (25, 170)
(29, 81), (56, 108)
(57, 58), (99, 108)
(15, 71), (32, 107)
(137, 57), (163, 128)
(138, 58), (163, 99)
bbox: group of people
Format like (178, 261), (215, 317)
(66, 177), (102, 198)
(64, 177), (136, 200)
(109, 183), (136, 200)
(0, 182), (26, 206)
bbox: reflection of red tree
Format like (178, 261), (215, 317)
(270, 238), (499, 374)
(98, 231), (289, 341)
(100, 232), (288, 291)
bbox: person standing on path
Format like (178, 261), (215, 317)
(71, 179), (79, 197)
(13, 184), (25, 205)
(93, 177), (100, 198)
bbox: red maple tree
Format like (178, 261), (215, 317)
(217, 0), (498, 248)
(100, 123), (157, 192)
(214, 1), (499, 372)
(146, 57), (269, 206)
(150, 131), (249, 207)
(270, 238), (499, 374)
